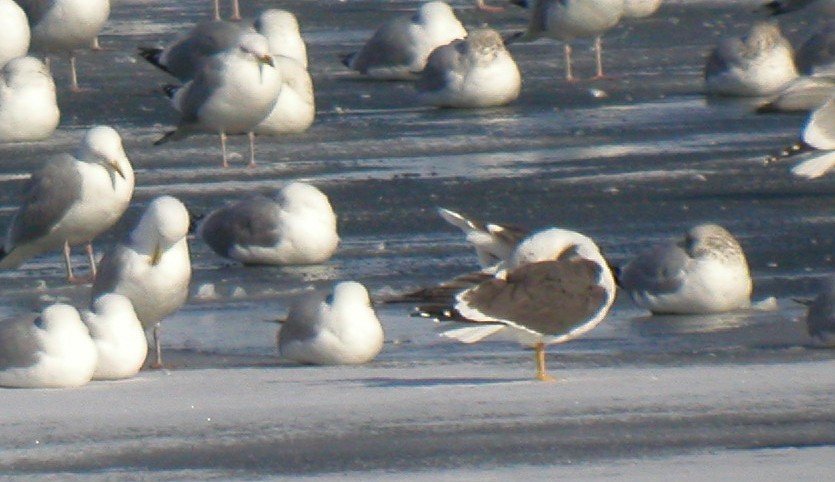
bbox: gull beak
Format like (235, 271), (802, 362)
(257, 54), (274, 83)
(108, 159), (126, 179)
(150, 243), (162, 266)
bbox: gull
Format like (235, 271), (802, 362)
(0, 303), (97, 388)
(341, 1), (467, 80)
(0, 0), (30, 68)
(277, 281), (384, 365)
(622, 0), (663, 18)
(509, 0), (625, 81)
(704, 21), (798, 97)
(436, 207), (527, 269)
(198, 182), (339, 266)
(618, 224), (753, 315)
(139, 10), (312, 137)
(413, 227), (616, 382)
(138, 9), (308, 82)
(765, 98), (835, 178)
(799, 275), (835, 346)
(15, 0), (111, 92)
(82, 293), (147, 380)
(154, 32), (281, 168)
(91, 196), (192, 370)
(0, 126), (134, 283)
(756, 75), (835, 113)
(0, 56), (59, 142)
(795, 21), (835, 78)
(416, 28), (522, 108)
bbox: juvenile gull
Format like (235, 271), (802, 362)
(437, 207), (527, 269)
(199, 182), (338, 266)
(0, 0), (30, 68)
(16, 0), (111, 91)
(155, 32), (281, 168)
(766, 98), (835, 178)
(341, 1), (467, 80)
(0, 125), (134, 283)
(92, 196), (192, 369)
(0, 303), (97, 388)
(0, 56), (59, 142)
(704, 22), (798, 97)
(278, 281), (384, 365)
(800, 275), (835, 346)
(414, 227), (616, 381)
(509, 0), (625, 81)
(82, 293), (147, 380)
(416, 28), (522, 108)
(618, 224), (752, 315)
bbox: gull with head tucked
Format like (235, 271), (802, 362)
(82, 293), (147, 380)
(0, 0), (30, 68)
(92, 196), (192, 369)
(618, 224), (752, 314)
(0, 56), (59, 143)
(0, 126), (134, 283)
(341, 1), (467, 80)
(413, 227), (616, 382)
(278, 281), (384, 366)
(0, 303), (97, 388)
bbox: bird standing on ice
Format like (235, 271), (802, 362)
(413, 227), (616, 382)
(278, 281), (385, 365)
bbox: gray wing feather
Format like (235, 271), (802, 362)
(619, 242), (689, 294)
(416, 40), (465, 92)
(6, 155), (83, 249)
(164, 20), (248, 82)
(350, 17), (418, 72)
(0, 315), (40, 369)
(14, 0), (55, 26)
(279, 291), (328, 345)
(200, 196), (280, 258)
(91, 244), (132, 299)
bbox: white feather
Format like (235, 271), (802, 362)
(441, 324), (506, 344)
(791, 150), (835, 178)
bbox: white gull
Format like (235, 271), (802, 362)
(0, 56), (59, 142)
(82, 293), (147, 380)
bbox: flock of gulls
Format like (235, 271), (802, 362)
(1, 0), (835, 389)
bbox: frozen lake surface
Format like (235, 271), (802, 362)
(1, 0), (835, 478)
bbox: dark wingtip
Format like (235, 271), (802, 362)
(502, 31), (525, 46)
(138, 46), (172, 74)
(153, 130), (177, 146)
(758, 1), (786, 15)
(509, 0), (529, 8)
(339, 52), (355, 68)
(161, 83), (179, 99)
(764, 140), (813, 165)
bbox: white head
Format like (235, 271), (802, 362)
(417, 1), (457, 23)
(277, 182), (336, 218)
(76, 125), (132, 180)
(4, 57), (53, 86)
(90, 293), (138, 320)
(36, 303), (85, 335)
(236, 32), (275, 66)
(254, 9), (307, 66)
(131, 196), (190, 258)
(330, 281), (372, 308)
(510, 228), (605, 269)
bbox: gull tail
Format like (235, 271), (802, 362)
(502, 31), (527, 46)
(154, 129), (183, 146)
(764, 140), (814, 164)
(790, 150), (835, 179)
(138, 47), (171, 75)
(441, 324), (506, 344)
(438, 207), (481, 233)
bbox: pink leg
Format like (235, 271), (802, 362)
(85, 242), (97, 280)
(230, 0), (241, 20)
(220, 131), (229, 168)
(212, 0), (221, 20)
(247, 132), (257, 168)
(564, 43), (576, 83)
(591, 36), (612, 80)
(69, 53), (81, 92)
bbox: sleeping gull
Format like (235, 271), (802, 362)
(765, 98), (835, 178)
(199, 182), (339, 266)
(437, 207), (527, 269)
(341, 1), (467, 80)
(16, 0), (111, 91)
(0, 303), (97, 389)
(251, 55), (315, 135)
(0, 125), (134, 283)
(82, 293), (147, 380)
(508, 0), (625, 81)
(0, 0), (30, 68)
(618, 224), (752, 315)
(0, 56), (59, 142)
(413, 227), (616, 382)
(799, 275), (835, 346)
(416, 28), (522, 108)
(704, 21), (798, 97)
(91, 196), (192, 369)
(277, 281), (384, 365)
(155, 32), (281, 168)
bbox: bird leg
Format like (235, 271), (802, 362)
(231, 0), (241, 20)
(220, 131), (229, 168)
(563, 43), (576, 83)
(68, 53), (81, 92)
(63, 241), (91, 284)
(212, 0), (221, 20)
(85, 242), (98, 280)
(90, 36), (103, 51)
(149, 322), (165, 369)
(534, 342), (556, 382)
(591, 36), (609, 80)
(247, 132), (257, 168)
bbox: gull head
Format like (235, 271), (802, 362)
(77, 125), (131, 180)
(132, 196), (190, 265)
(330, 281), (373, 309)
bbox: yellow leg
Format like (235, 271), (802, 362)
(534, 342), (556, 382)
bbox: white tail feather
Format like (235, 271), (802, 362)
(441, 324), (506, 344)
(791, 151), (835, 178)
